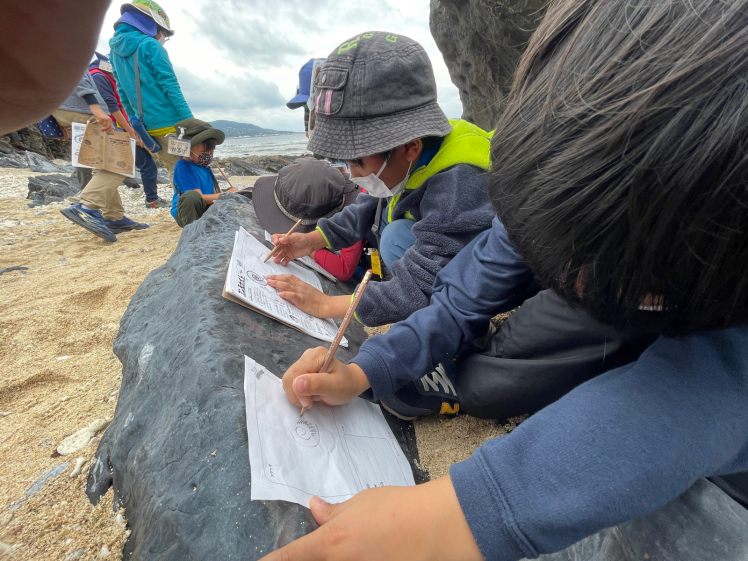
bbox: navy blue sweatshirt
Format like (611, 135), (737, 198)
(318, 164), (494, 326)
(352, 217), (748, 560)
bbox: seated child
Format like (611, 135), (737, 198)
(170, 119), (236, 227)
(262, 1), (748, 560)
(267, 33), (494, 327)
(254, 157), (364, 282)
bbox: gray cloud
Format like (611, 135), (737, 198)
(174, 65), (286, 113)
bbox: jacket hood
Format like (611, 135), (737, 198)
(109, 24), (150, 58)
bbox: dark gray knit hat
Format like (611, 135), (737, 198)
(306, 31), (452, 160)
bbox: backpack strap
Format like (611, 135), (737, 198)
(133, 50), (145, 123)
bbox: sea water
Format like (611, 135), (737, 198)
(214, 133), (311, 159)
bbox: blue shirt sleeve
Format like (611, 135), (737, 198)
(450, 327), (748, 561)
(352, 216), (539, 400)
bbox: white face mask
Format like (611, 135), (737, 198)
(158, 36), (167, 45)
(350, 153), (412, 199)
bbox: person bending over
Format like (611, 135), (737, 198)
(170, 119), (235, 227)
(261, 1), (748, 559)
(254, 158), (364, 282)
(267, 32), (494, 327)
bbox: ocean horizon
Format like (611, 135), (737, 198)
(214, 132), (311, 159)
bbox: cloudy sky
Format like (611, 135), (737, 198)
(94, 0), (462, 133)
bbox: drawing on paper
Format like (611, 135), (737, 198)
(244, 356), (415, 507)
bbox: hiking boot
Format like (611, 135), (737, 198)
(145, 197), (170, 209)
(60, 204), (117, 243)
(66, 190), (82, 204)
(104, 216), (150, 234)
(379, 361), (460, 421)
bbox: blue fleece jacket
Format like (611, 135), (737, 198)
(108, 24), (192, 131)
(352, 217), (748, 560)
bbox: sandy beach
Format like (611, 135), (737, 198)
(0, 167), (520, 560)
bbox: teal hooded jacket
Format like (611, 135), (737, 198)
(109, 24), (193, 132)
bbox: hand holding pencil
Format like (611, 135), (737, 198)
(281, 271), (374, 413)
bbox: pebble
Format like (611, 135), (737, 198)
(115, 513), (124, 525)
(57, 418), (110, 456)
(60, 396), (70, 402)
(109, 355), (115, 360)
(0, 512), (13, 527)
(0, 412), (12, 417)
(70, 457), (87, 478)
(59, 258), (68, 264)
(57, 356), (71, 361)
(66, 549), (85, 560)
(35, 210), (44, 215)
(0, 541), (13, 555)
(100, 545), (110, 557)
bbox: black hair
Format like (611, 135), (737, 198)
(489, 0), (748, 336)
(200, 138), (217, 152)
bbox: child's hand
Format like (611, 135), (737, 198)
(267, 274), (328, 317)
(270, 230), (327, 265)
(281, 347), (371, 410)
(259, 477), (483, 561)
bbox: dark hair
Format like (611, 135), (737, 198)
(200, 138), (217, 152)
(489, 0), (748, 336)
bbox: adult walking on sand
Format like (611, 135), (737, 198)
(56, 72), (149, 243)
(108, 0), (192, 188)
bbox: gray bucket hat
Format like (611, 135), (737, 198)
(253, 157), (360, 234)
(307, 32), (452, 160)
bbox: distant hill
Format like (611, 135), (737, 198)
(211, 120), (297, 138)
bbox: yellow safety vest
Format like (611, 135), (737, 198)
(387, 119), (493, 222)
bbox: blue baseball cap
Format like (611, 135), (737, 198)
(287, 59), (316, 110)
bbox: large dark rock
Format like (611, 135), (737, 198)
(26, 174), (79, 205)
(25, 150), (75, 174)
(430, 0), (547, 131)
(536, 479), (748, 561)
(0, 124), (70, 160)
(86, 195), (424, 560)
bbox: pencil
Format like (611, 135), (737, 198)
(216, 166), (234, 191)
(300, 270), (373, 417)
(264, 218), (303, 263)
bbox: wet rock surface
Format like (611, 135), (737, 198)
(86, 194), (424, 560)
(430, 0), (547, 130)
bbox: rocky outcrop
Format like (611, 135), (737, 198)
(215, 155), (299, 177)
(0, 125), (70, 160)
(26, 174), (79, 205)
(430, 0), (547, 131)
(86, 195), (424, 560)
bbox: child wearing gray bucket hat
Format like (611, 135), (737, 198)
(269, 31), (495, 327)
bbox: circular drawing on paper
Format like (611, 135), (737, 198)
(288, 418), (320, 448)
(247, 271), (266, 286)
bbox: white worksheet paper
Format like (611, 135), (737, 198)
(71, 122), (137, 178)
(226, 227), (346, 345)
(264, 230), (338, 283)
(244, 356), (415, 506)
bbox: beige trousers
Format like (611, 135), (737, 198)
(52, 109), (126, 220)
(153, 135), (181, 188)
